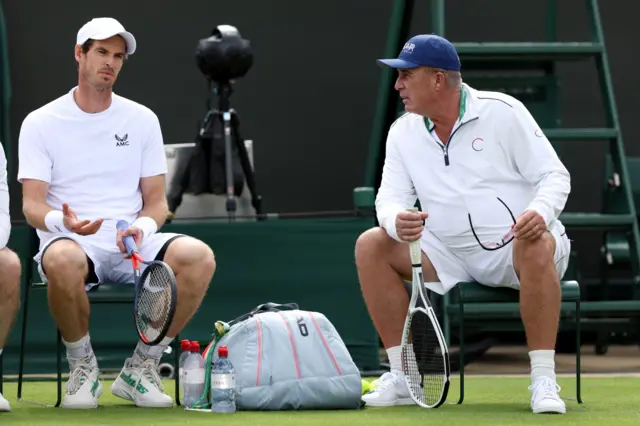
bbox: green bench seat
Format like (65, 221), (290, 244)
(443, 280), (582, 405)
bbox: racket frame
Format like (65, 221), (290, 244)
(400, 207), (451, 408)
(117, 220), (178, 346)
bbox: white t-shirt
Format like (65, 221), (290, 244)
(0, 142), (10, 249)
(17, 87), (167, 246)
(375, 83), (571, 253)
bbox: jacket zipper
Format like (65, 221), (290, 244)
(431, 117), (479, 166)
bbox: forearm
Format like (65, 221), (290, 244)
(526, 170), (571, 226)
(23, 199), (54, 232)
(136, 199), (169, 236)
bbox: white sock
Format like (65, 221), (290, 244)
(0, 348), (3, 357)
(387, 345), (402, 373)
(529, 349), (556, 384)
(131, 336), (174, 367)
(62, 334), (93, 359)
(62, 334), (97, 368)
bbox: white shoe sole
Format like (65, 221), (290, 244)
(363, 397), (415, 407)
(532, 403), (566, 414)
(61, 387), (103, 409)
(112, 382), (173, 408)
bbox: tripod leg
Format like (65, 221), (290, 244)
(221, 111), (237, 219)
(166, 148), (195, 223)
(230, 111), (264, 218)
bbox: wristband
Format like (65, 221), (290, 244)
(44, 210), (70, 233)
(132, 216), (158, 239)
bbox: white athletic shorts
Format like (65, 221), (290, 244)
(420, 223), (571, 295)
(34, 222), (185, 291)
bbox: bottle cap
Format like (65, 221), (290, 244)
(180, 339), (191, 351)
(190, 341), (200, 352)
(218, 345), (228, 357)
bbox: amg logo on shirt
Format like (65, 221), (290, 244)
(115, 133), (129, 146)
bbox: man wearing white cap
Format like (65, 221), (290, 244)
(16, 18), (216, 409)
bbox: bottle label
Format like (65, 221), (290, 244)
(211, 373), (236, 389)
(184, 368), (205, 384)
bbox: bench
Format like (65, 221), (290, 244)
(443, 280), (582, 404)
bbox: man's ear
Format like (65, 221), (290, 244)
(74, 44), (83, 63)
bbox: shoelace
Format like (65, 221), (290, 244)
(528, 377), (561, 400)
(369, 372), (399, 393)
(137, 359), (165, 392)
(67, 360), (93, 395)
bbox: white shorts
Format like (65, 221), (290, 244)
(34, 231), (185, 291)
(420, 224), (571, 295)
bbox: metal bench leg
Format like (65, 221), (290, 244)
(457, 289), (465, 404)
(576, 300), (582, 403)
(56, 329), (62, 408)
(17, 275), (32, 401)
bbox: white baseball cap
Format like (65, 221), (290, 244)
(76, 17), (137, 55)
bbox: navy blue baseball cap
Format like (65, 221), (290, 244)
(377, 34), (460, 71)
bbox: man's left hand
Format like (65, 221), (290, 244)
(116, 226), (143, 256)
(513, 210), (546, 241)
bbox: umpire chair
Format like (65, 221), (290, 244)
(16, 226), (182, 407)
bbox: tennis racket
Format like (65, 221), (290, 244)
(116, 220), (178, 346)
(401, 207), (450, 408)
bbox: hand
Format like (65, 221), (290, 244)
(395, 210), (429, 242)
(62, 203), (103, 236)
(513, 210), (546, 241)
(116, 226), (144, 257)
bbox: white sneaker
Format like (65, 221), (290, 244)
(61, 357), (102, 409)
(362, 371), (414, 407)
(0, 391), (10, 412)
(111, 358), (173, 408)
(529, 376), (566, 414)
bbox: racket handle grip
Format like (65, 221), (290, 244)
(406, 207), (422, 265)
(116, 220), (138, 255)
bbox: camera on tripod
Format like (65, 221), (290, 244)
(195, 25), (253, 83)
(166, 25), (263, 221)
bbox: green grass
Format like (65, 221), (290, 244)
(1, 376), (639, 425)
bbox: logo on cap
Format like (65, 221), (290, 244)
(403, 42), (415, 54)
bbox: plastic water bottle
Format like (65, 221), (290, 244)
(211, 345), (236, 413)
(178, 340), (191, 399)
(182, 341), (205, 407)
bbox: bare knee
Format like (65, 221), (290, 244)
(42, 239), (89, 286)
(0, 248), (21, 295)
(164, 237), (215, 289)
(514, 232), (556, 275)
(355, 227), (395, 263)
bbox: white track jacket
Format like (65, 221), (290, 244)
(376, 84), (571, 252)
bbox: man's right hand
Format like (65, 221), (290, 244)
(395, 210), (429, 242)
(62, 203), (103, 236)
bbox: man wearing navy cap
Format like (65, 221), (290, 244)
(356, 34), (570, 414)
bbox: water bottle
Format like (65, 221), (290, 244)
(178, 339), (191, 398)
(211, 345), (236, 413)
(182, 341), (205, 407)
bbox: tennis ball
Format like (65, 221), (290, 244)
(361, 379), (370, 395)
(369, 378), (379, 391)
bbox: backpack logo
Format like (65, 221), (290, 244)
(296, 315), (309, 337)
(115, 133), (129, 146)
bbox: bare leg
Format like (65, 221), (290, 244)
(0, 248), (22, 349)
(355, 227), (439, 349)
(513, 232), (560, 351)
(42, 239), (91, 342)
(163, 237), (215, 337)
(514, 232), (566, 414)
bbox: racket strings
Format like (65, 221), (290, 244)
(402, 310), (446, 407)
(136, 264), (175, 342)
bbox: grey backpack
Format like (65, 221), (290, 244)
(195, 302), (363, 410)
